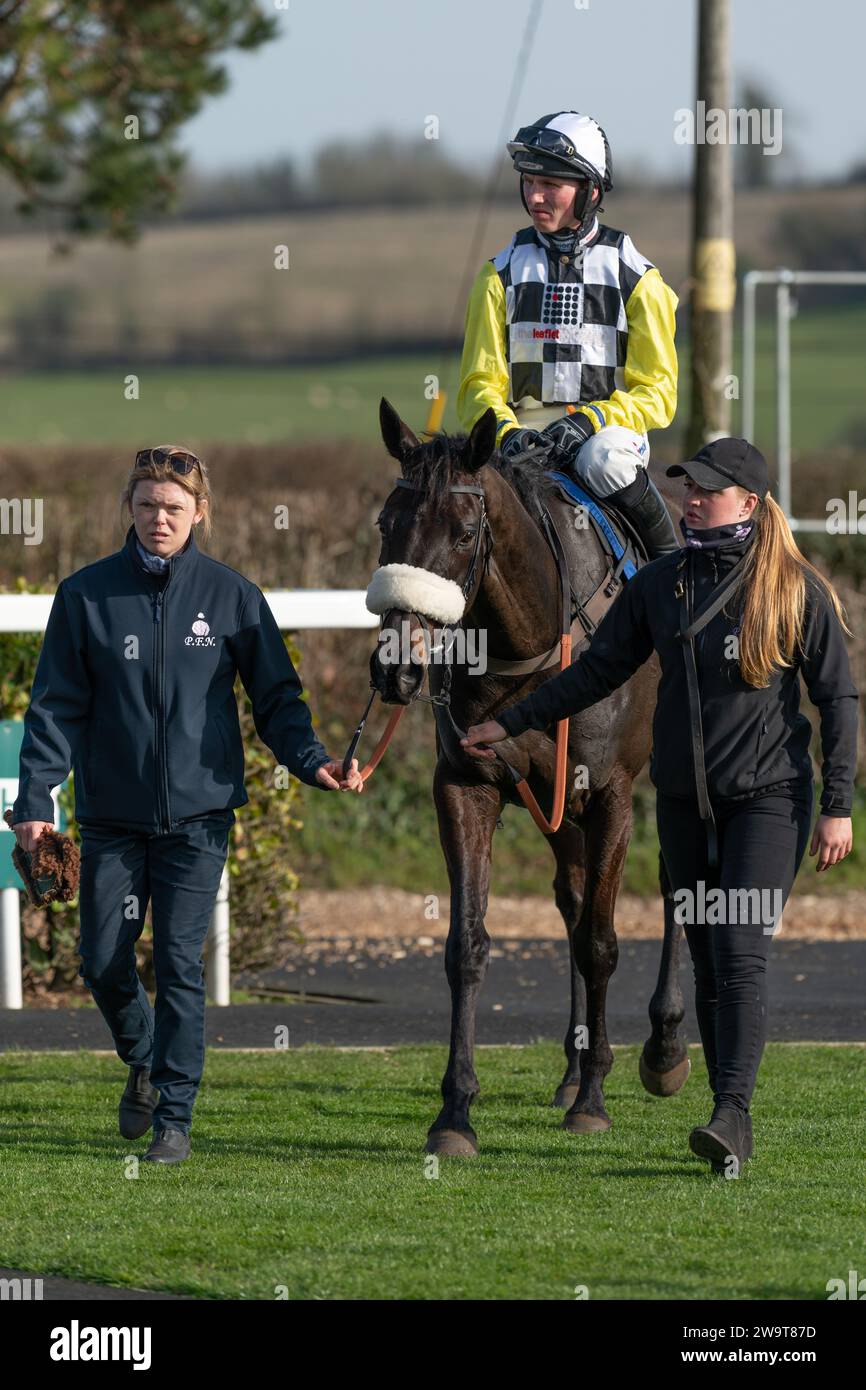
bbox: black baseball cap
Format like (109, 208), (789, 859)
(666, 438), (769, 495)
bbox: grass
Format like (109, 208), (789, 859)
(0, 357), (443, 447)
(1, 300), (866, 450)
(1, 1043), (863, 1300)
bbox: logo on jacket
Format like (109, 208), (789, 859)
(185, 612), (215, 647)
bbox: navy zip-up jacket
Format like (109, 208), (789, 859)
(497, 530), (859, 815)
(12, 525), (332, 832)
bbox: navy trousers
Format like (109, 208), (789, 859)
(656, 784), (813, 1115)
(77, 811), (235, 1135)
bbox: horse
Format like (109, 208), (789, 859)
(365, 397), (690, 1157)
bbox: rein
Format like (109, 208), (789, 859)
(342, 467), (575, 836)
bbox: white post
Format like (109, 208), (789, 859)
(741, 271), (757, 443)
(205, 864), (231, 1006)
(776, 271), (794, 518)
(741, 268), (866, 530)
(0, 888), (23, 1009)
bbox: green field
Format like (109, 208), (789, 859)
(1, 1044), (863, 1300)
(1, 302), (865, 451)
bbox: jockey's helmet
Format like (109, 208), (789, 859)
(507, 111), (612, 231)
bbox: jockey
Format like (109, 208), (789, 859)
(457, 110), (680, 559)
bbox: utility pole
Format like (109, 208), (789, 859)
(687, 0), (735, 453)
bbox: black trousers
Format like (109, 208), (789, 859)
(656, 784), (813, 1114)
(77, 811), (234, 1134)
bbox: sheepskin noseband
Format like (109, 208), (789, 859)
(365, 563), (466, 625)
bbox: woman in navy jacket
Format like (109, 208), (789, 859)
(462, 438), (858, 1175)
(12, 444), (361, 1163)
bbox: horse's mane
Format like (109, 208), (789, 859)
(401, 430), (558, 523)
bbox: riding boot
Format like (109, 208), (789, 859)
(602, 471), (680, 559)
(689, 1102), (751, 1174)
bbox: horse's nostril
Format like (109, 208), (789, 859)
(396, 667), (423, 697)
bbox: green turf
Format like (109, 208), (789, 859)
(1, 301), (865, 448)
(1, 1043), (863, 1300)
(0, 357), (450, 446)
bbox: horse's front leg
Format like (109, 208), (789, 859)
(425, 765), (502, 1159)
(562, 775), (632, 1134)
(549, 821), (587, 1109)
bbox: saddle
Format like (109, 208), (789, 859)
(547, 469), (646, 631)
(484, 468), (647, 676)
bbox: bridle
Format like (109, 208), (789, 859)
(342, 465), (575, 836)
(340, 476), (492, 778)
(393, 477), (495, 604)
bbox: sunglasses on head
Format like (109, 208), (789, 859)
(135, 445), (201, 475)
(514, 126), (577, 158)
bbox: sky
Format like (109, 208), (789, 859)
(177, 0), (865, 183)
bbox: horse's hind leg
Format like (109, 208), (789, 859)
(640, 849), (691, 1096)
(425, 767), (501, 1159)
(549, 822), (587, 1109)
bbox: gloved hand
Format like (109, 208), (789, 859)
(538, 412), (595, 463)
(499, 427), (545, 461)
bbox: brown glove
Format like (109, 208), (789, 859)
(3, 809), (80, 906)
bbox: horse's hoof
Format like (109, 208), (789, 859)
(425, 1128), (478, 1158)
(551, 1083), (580, 1109)
(639, 1050), (691, 1097)
(561, 1111), (611, 1134)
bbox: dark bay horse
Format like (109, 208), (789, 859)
(367, 398), (689, 1157)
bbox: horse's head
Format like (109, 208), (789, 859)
(367, 398), (497, 704)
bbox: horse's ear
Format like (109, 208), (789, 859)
(465, 407), (498, 473)
(380, 397), (421, 464)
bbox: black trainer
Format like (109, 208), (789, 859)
(142, 1128), (191, 1164)
(689, 1104), (751, 1175)
(119, 1064), (159, 1140)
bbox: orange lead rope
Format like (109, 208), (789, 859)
(502, 500), (575, 834)
(348, 492), (575, 834)
(508, 629), (572, 834)
(357, 704), (406, 784)
(351, 633), (573, 835)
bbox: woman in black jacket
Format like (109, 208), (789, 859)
(462, 438), (858, 1175)
(11, 444), (362, 1164)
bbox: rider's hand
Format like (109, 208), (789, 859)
(539, 411), (594, 461)
(460, 721), (508, 760)
(315, 757), (364, 793)
(12, 821), (54, 853)
(500, 427), (544, 461)
(809, 814), (852, 872)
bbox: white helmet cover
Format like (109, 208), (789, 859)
(507, 111), (612, 191)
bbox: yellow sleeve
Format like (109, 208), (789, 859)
(574, 267), (679, 435)
(456, 261), (521, 447)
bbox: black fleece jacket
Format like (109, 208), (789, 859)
(12, 525), (331, 832)
(498, 529), (859, 815)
